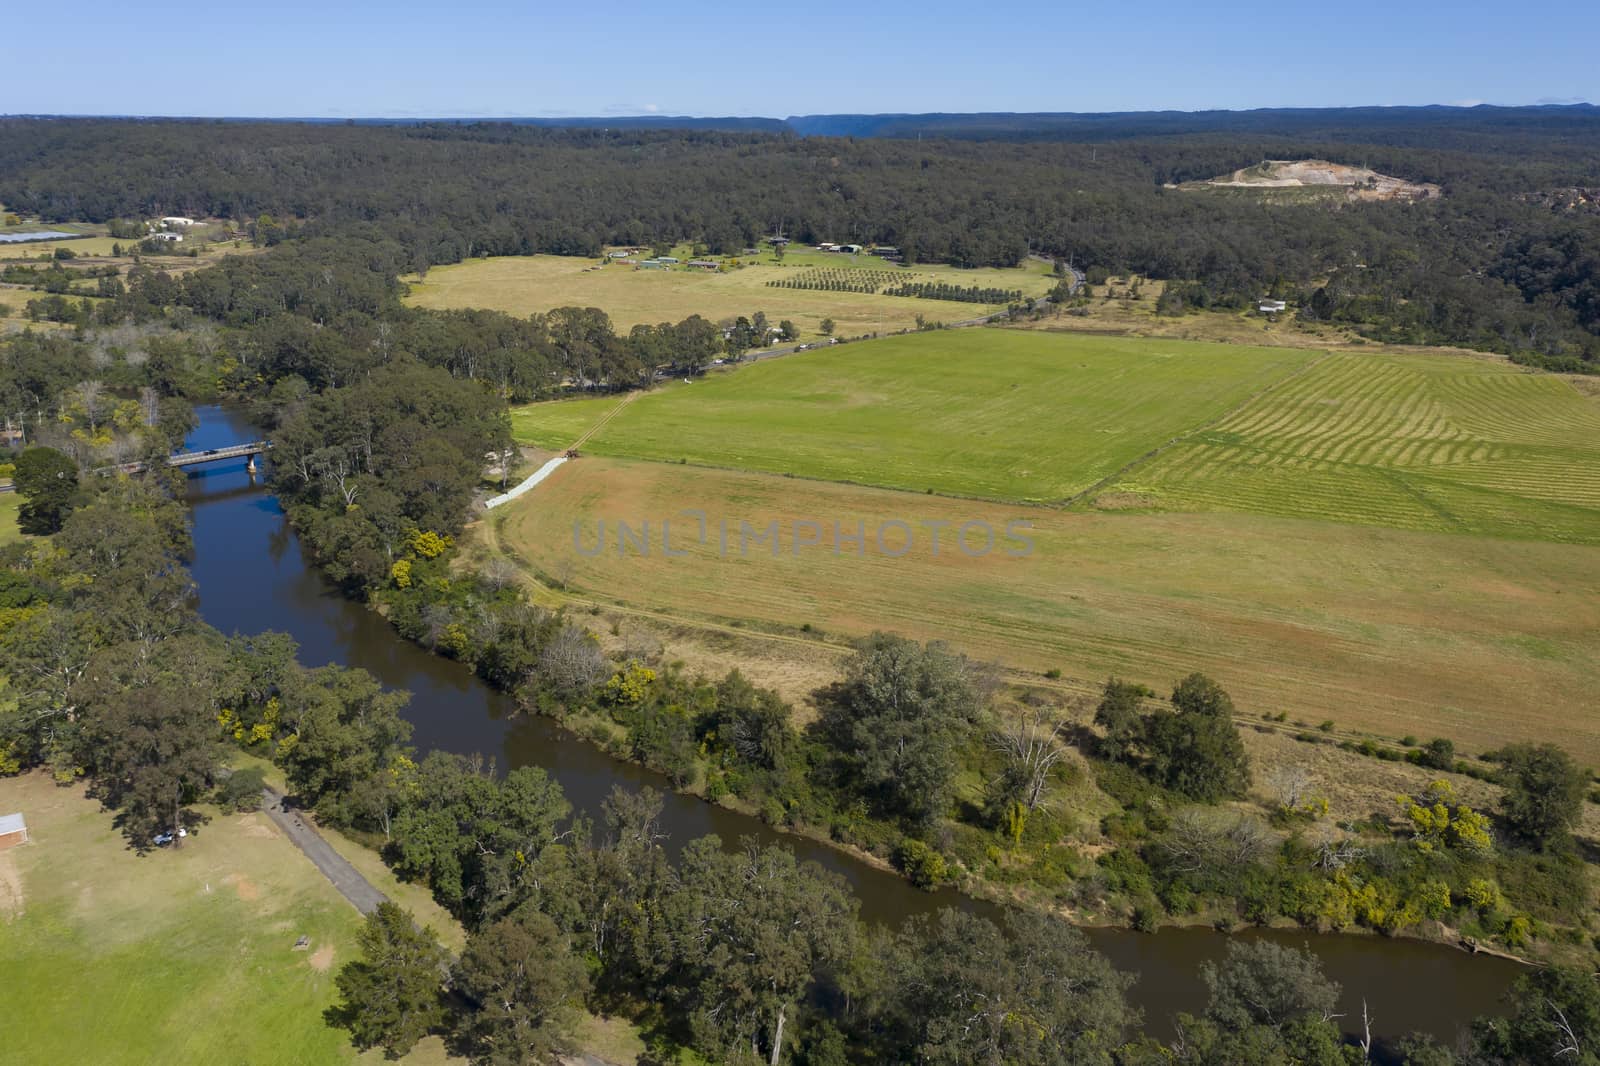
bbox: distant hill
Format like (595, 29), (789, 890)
(13, 104), (1595, 143)
(783, 104), (1600, 141)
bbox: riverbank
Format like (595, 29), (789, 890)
(180, 404), (1533, 1042)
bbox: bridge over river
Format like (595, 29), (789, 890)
(96, 440), (272, 476)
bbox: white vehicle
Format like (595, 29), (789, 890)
(153, 827), (189, 846)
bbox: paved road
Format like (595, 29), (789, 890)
(262, 791), (625, 1066)
(262, 788), (388, 915)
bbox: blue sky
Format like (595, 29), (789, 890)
(7, 1), (1595, 117)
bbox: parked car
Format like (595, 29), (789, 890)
(152, 827), (188, 846)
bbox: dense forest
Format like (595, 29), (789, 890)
(1, 115), (1598, 365)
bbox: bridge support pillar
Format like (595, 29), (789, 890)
(247, 455), (257, 475)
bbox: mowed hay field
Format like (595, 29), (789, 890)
(1121, 350), (1600, 542)
(497, 457), (1600, 761)
(0, 773), (459, 1066)
(513, 331), (1317, 500)
(404, 253), (1056, 338)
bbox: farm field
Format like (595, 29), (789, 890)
(0, 235), (127, 259)
(403, 252), (1056, 339)
(1118, 350), (1600, 543)
(0, 772), (459, 1066)
(512, 331), (1316, 500)
(493, 456), (1600, 762)
(514, 330), (1600, 542)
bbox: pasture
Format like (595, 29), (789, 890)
(1119, 350), (1600, 542)
(494, 456), (1600, 762)
(512, 331), (1315, 500)
(513, 331), (1600, 542)
(0, 236), (128, 260)
(403, 253), (1055, 338)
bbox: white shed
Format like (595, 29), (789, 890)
(0, 812), (27, 850)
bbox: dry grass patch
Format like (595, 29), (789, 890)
(493, 457), (1600, 761)
(404, 252), (1055, 339)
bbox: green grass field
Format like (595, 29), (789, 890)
(404, 253), (1055, 339)
(0, 768), (659, 1066)
(514, 331), (1315, 500)
(0, 773), (458, 1066)
(0, 493), (24, 545)
(513, 331), (1600, 542)
(497, 328), (1600, 754)
(1120, 351), (1600, 542)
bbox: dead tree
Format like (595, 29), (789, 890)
(990, 703), (1069, 811)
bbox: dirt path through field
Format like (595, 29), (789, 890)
(571, 389), (640, 451)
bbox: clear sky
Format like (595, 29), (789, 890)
(7, 0), (1595, 118)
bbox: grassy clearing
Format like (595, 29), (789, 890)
(0, 492), (25, 546)
(1119, 351), (1600, 542)
(494, 456), (1600, 761)
(513, 330), (1313, 501)
(0, 236), (130, 259)
(403, 253), (1055, 339)
(0, 772), (459, 1066)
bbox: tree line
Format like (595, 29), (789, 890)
(1, 118), (1597, 365)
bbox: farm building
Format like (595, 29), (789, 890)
(838, 243), (862, 254)
(656, 256), (680, 264)
(637, 259), (668, 269)
(816, 242), (839, 252)
(150, 232), (183, 243)
(607, 250), (631, 258)
(687, 259), (719, 270)
(160, 216), (196, 228)
(0, 812), (26, 851)
(1258, 299), (1287, 314)
(870, 246), (899, 257)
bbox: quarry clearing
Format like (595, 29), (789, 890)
(1184, 159), (1440, 201)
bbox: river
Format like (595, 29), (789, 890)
(181, 405), (1518, 1045)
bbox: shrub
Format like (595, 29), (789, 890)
(895, 838), (949, 889)
(1465, 878), (1502, 912)
(217, 766), (267, 812)
(1417, 879), (1453, 920)
(1414, 737), (1456, 771)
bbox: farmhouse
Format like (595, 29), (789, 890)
(816, 242), (839, 252)
(607, 250), (631, 258)
(687, 259), (719, 271)
(150, 232), (183, 243)
(1258, 299), (1287, 314)
(0, 812), (26, 850)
